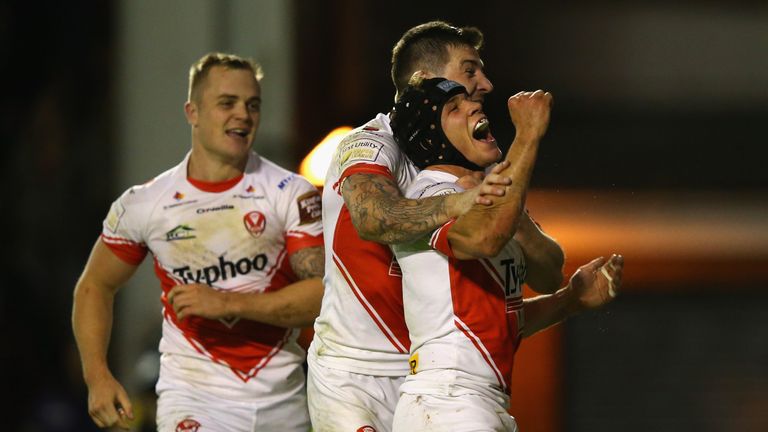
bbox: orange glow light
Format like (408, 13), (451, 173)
(299, 126), (353, 186)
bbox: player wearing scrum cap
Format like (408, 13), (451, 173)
(389, 77), (623, 431)
(307, 21), (567, 432)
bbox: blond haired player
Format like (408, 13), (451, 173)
(72, 53), (324, 431)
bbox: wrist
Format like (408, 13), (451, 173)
(222, 292), (239, 317)
(83, 362), (111, 386)
(444, 192), (469, 218)
(557, 284), (581, 318)
(513, 129), (545, 144)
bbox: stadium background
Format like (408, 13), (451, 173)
(2, 1), (766, 431)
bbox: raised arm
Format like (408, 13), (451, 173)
(168, 245), (325, 328)
(72, 239), (139, 430)
(521, 254), (624, 338)
(512, 211), (565, 293)
(448, 90), (553, 259)
(341, 169), (509, 245)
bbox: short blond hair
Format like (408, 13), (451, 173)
(188, 52), (264, 102)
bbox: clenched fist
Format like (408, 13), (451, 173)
(507, 90), (553, 141)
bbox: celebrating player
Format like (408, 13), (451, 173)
(389, 76), (624, 431)
(72, 53), (324, 431)
(307, 21), (564, 432)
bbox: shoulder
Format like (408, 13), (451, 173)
(337, 114), (400, 161)
(345, 113), (395, 146)
(406, 171), (461, 199)
(116, 162), (181, 206)
(103, 162), (182, 234)
(249, 152), (317, 195)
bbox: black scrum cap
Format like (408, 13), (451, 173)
(390, 78), (483, 171)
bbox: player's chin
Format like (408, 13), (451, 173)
(221, 140), (252, 157)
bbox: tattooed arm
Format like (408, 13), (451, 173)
(342, 162), (510, 245)
(168, 246), (325, 328)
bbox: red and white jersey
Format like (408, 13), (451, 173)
(394, 170), (527, 403)
(310, 113), (419, 376)
(101, 151), (323, 401)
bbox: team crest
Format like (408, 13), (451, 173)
(243, 211), (267, 237)
(175, 418), (201, 432)
(356, 427), (377, 432)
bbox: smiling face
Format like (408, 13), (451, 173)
(436, 45), (494, 102)
(440, 92), (501, 168)
(185, 65), (261, 164)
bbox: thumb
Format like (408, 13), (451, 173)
(581, 256), (606, 272)
(115, 389), (134, 420)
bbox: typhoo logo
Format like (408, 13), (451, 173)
(172, 253), (268, 284)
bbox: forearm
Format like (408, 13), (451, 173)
(523, 254), (623, 337)
(225, 278), (323, 328)
(514, 213), (564, 293)
(520, 285), (578, 338)
(449, 133), (542, 259)
(72, 280), (116, 385)
(343, 173), (466, 244)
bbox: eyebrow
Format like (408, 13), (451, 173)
(446, 93), (466, 106)
(217, 94), (262, 104)
(460, 59), (482, 68)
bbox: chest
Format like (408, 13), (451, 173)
(145, 186), (286, 279)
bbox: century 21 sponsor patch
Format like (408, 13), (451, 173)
(297, 191), (321, 225)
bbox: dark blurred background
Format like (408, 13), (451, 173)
(2, 1), (766, 431)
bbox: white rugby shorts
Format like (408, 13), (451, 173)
(156, 383), (310, 431)
(393, 392), (518, 432)
(307, 359), (404, 432)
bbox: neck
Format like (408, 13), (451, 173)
(188, 146), (248, 182)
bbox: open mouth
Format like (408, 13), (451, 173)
(226, 128), (250, 139)
(472, 118), (494, 142)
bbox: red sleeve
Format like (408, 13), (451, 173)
(285, 232), (324, 256)
(428, 219), (457, 258)
(338, 163), (393, 184)
(100, 234), (148, 265)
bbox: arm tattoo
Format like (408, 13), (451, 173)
(343, 173), (451, 244)
(289, 246), (325, 280)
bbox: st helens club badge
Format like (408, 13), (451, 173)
(243, 211), (267, 237)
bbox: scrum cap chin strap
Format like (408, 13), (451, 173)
(391, 78), (483, 171)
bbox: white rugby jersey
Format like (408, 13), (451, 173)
(309, 113), (419, 376)
(394, 169), (527, 404)
(101, 151), (323, 401)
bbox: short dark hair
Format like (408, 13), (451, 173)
(391, 21), (484, 98)
(188, 52), (263, 102)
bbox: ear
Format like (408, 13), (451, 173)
(184, 101), (197, 126)
(410, 70), (430, 83)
